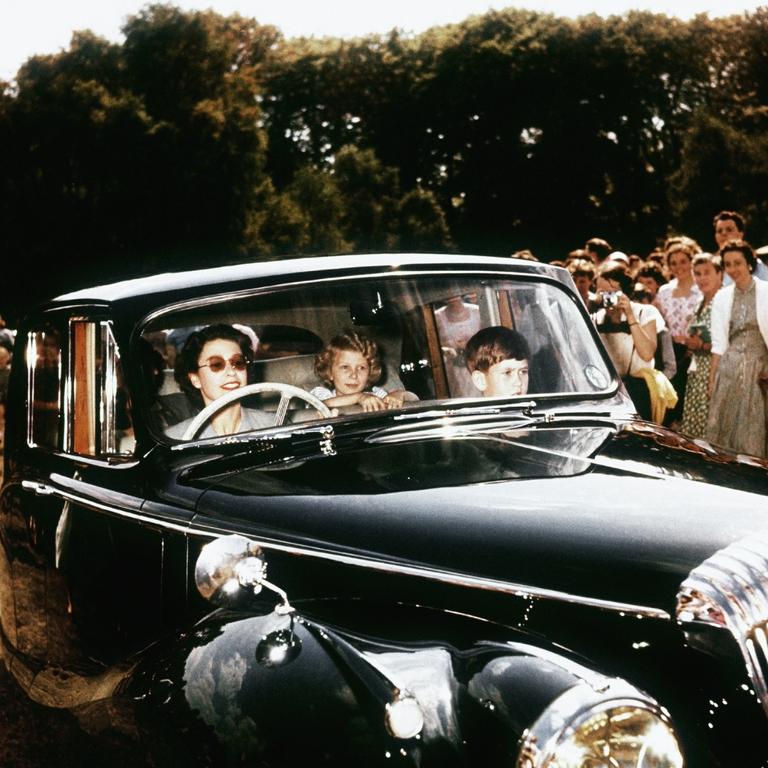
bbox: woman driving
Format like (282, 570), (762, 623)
(166, 324), (272, 439)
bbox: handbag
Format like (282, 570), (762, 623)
(625, 306), (678, 423)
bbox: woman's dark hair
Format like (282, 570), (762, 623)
(713, 210), (746, 233)
(174, 324), (253, 396)
(718, 239), (757, 272)
(635, 263), (667, 287)
(598, 260), (635, 295)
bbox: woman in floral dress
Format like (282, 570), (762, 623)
(679, 253), (723, 438)
(654, 238), (701, 427)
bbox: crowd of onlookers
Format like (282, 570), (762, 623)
(1, 211), (767, 463)
(520, 210), (768, 459)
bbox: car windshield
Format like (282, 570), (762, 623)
(139, 273), (614, 441)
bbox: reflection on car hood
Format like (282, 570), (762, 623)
(194, 421), (768, 615)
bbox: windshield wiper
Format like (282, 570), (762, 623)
(169, 422), (340, 461)
(525, 405), (629, 422)
(366, 400), (628, 445)
(391, 400), (539, 421)
(171, 424), (344, 481)
(367, 408), (541, 445)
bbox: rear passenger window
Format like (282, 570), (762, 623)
(70, 320), (135, 458)
(28, 327), (63, 450)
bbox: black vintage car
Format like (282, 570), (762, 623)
(1, 253), (767, 766)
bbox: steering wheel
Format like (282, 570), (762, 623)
(181, 382), (333, 440)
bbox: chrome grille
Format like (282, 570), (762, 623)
(676, 534), (768, 717)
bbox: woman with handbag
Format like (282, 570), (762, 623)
(593, 260), (676, 423)
(678, 253), (723, 438)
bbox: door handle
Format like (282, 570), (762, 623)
(21, 480), (54, 496)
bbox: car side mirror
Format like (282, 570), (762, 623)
(195, 534), (293, 614)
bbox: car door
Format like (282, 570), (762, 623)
(0, 310), (195, 684)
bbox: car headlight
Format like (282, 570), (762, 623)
(517, 679), (683, 768)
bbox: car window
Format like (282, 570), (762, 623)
(141, 275), (614, 441)
(70, 320), (135, 458)
(27, 325), (63, 450)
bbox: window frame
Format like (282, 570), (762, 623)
(25, 323), (64, 451)
(24, 313), (134, 461)
(68, 317), (134, 460)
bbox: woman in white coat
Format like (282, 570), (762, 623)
(707, 240), (768, 457)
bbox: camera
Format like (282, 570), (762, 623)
(602, 291), (621, 309)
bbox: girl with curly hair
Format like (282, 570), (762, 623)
(311, 331), (405, 412)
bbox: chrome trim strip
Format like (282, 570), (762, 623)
(24, 483), (670, 621)
(22, 482), (191, 535)
(187, 522), (670, 620)
(139, 267), (564, 326)
(25, 332), (35, 445)
(676, 533), (768, 717)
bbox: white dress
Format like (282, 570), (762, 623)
(592, 303), (664, 377)
(434, 302), (481, 397)
(310, 385), (388, 401)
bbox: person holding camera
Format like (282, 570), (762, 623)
(592, 260), (675, 422)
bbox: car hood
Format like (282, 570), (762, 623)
(192, 420), (768, 617)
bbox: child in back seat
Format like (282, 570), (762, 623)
(464, 326), (531, 398)
(311, 331), (406, 411)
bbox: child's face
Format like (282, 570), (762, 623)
(472, 358), (529, 398)
(330, 349), (370, 394)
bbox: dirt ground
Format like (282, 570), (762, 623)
(0, 427), (143, 766)
(0, 662), (153, 767)
(0, 663), (93, 767)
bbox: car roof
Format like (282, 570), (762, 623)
(53, 253), (567, 306)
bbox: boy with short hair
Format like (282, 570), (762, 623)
(465, 326), (530, 397)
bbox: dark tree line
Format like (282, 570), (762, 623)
(2, 4), (768, 320)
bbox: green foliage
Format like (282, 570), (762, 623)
(333, 145), (401, 252)
(398, 189), (453, 252)
(285, 166), (350, 254)
(670, 112), (768, 246)
(247, 180), (309, 258)
(2, 3), (768, 319)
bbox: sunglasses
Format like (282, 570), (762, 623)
(197, 354), (250, 373)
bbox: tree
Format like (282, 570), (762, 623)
(5, 1), (768, 320)
(286, 166), (349, 254)
(333, 145), (401, 252)
(669, 112), (768, 248)
(0, 6), (280, 312)
(120, 6), (277, 253)
(397, 188), (452, 252)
